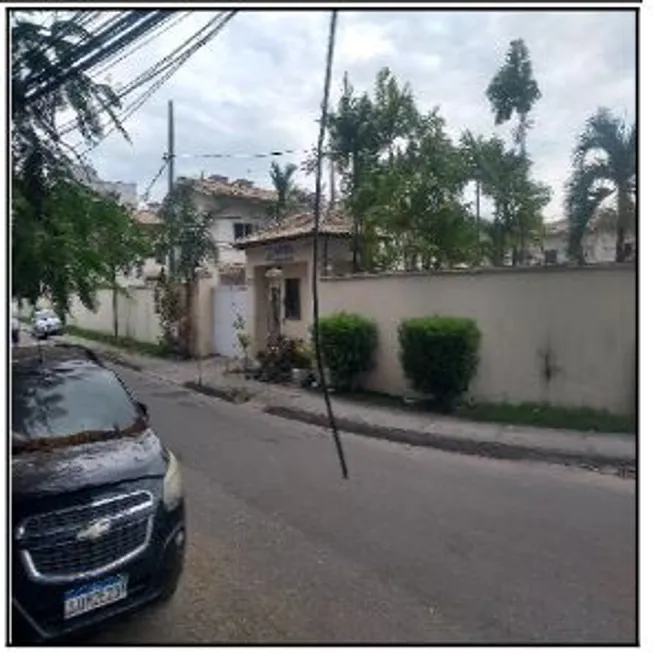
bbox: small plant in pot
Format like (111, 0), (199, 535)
(255, 335), (310, 384)
(290, 340), (314, 387)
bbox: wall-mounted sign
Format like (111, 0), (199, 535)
(265, 243), (294, 263)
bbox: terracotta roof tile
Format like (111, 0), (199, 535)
(187, 176), (277, 203)
(235, 210), (352, 248)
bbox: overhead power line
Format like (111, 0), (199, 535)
(140, 158), (168, 202)
(23, 11), (140, 94)
(73, 11), (238, 152)
(176, 148), (302, 159)
(27, 11), (172, 103)
(90, 11), (193, 80)
(57, 12), (225, 137)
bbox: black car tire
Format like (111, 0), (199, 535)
(159, 571), (182, 603)
(12, 330), (19, 345)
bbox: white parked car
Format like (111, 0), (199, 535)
(31, 309), (63, 339)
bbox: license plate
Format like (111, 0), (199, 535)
(63, 574), (128, 620)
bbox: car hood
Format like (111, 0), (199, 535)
(12, 429), (168, 499)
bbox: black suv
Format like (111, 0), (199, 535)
(11, 344), (186, 643)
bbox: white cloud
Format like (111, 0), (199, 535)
(67, 9), (635, 220)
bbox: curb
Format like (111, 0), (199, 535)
(183, 381), (254, 404)
(70, 339), (637, 477)
(264, 405), (637, 476)
(99, 351), (144, 372)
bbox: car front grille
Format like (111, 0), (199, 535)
(16, 491), (155, 583)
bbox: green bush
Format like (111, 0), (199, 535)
(398, 316), (481, 411)
(313, 312), (378, 391)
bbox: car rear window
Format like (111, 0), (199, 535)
(12, 364), (141, 442)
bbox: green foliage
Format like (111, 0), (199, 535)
(154, 273), (185, 356)
(565, 107), (636, 263)
(12, 174), (149, 313)
(314, 313), (378, 391)
(460, 131), (550, 265)
(157, 180), (219, 283)
(486, 38), (541, 152)
(11, 12), (139, 314)
(255, 336), (313, 383)
(269, 162), (300, 221)
(456, 400), (635, 434)
(370, 110), (480, 270)
(323, 69), (420, 271)
(398, 316), (481, 411)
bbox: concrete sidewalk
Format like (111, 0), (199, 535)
(60, 334), (637, 474)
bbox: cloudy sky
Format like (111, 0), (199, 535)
(70, 9), (636, 221)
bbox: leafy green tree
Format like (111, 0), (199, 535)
(565, 108), (636, 263)
(486, 38), (541, 156)
(461, 132), (549, 265)
(94, 193), (152, 338)
(12, 11), (138, 314)
(324, 69), (419, 271)
(156, 181), (219, 357)
(375, 111), (478, 270)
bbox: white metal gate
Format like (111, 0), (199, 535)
(212, 284), (248, 358)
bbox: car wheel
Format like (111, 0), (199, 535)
(159, 570), (182, 603)
(12, 331), (19, 345)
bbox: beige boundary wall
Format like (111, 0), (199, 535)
(68, 286), (163, 345)
(319, 264), (636, 415)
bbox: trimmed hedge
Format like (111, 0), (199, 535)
(398, 316), (481, 411)
(314, 312), (378, 391)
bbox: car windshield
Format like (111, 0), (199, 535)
(12, 364), (142, 449)
(35, 310), (56, 320)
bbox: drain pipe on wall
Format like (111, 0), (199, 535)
(311, 10), (348, 480)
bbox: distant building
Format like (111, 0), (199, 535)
(535, 216), (635, 265)
(72, 164), (138, 208)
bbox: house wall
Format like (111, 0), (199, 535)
(191, 192), (272, 269)
(318, 264), (636, 414)
(243, 236), (353, 353)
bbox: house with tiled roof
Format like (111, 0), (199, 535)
(159, 174), (280, 357)
(233, 209), (354, 354)
(532, 213), (636, 265)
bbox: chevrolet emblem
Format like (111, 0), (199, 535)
(76, 517), (112, 542)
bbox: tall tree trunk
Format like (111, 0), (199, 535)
(615, 185), (628, 263)
(185, 276), (194, 358)
(475, 180), (481, 260)
(351, 155), (362, 273)
(112, 270), (119, 339)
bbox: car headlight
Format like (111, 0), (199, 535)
(163, 450), (183, 511)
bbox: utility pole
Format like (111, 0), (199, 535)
(328, 157), (336, 210)
(475, 179), (481, 254)
(166, 99), (176, 278)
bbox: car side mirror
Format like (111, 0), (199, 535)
(137, 402), (149, 420)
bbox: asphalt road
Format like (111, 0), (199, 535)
(75, 366), (636, 644)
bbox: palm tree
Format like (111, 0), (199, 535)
(565, 108), (636, 263)
(269, 162), (298, 222)
(486, 38), (541, 157)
